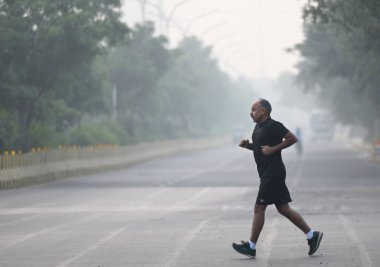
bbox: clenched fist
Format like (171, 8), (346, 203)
(239, 139), (250, 148)
(261, 145), (275, 156)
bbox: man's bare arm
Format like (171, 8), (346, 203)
(261, 131), (297, 156)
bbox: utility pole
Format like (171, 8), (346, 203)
(112, 85), (117, 120)
(135, 0), (149, 22)
(156, 0), (165, 35)
(165, 0), (192, 39)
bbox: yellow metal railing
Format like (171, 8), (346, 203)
(0, 137), (229, 189)
(0, 145), (118, 169)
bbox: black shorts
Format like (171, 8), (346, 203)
(256, 176), (292, 206)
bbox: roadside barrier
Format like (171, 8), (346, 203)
(0, 136), (229, 189)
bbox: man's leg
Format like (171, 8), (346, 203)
(277, 203), (323, 255)
(276, 203), (310, 233)
(250, 204), (267, 243)
(232, 204), (266, 257)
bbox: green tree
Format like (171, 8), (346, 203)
(159, 37), (231, 136)
(107, 22), (172, 142)
(0, 0), (127, 149)
(106, 23), (256, 142)
(295, 0), (380, 133)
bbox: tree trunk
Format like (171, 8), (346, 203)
(17, 98), (33, 151)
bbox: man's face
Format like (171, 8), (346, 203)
(250, 101), (265, 123)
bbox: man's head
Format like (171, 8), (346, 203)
(250, 98), (272, 123)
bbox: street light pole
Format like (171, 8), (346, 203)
(199, 21), (228, 39)
(112, 85), (117, 120)
(130, 0), (194, 39)
(156, 0), (165, 34)
(182, 9), (218, 37)
(165, 0), (193, 39)
(133, 0), (149, 22)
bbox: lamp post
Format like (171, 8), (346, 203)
(139, 0), (149, 22)
(165, 0), (193, 39)
(112, 85), (117, 120)
(199, 21), (228, 39)
(182, 9), (218, 37)
(156, 0), (165, 34)
(128, 0), (194, 39)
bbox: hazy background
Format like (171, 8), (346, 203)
(1, 0), (378, 151)
(123, 0), (306, 79)
(120, 0), (355, 141)
(122, 0), (322, 141)
(1, 3), (380, 265)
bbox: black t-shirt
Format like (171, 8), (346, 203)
(247, 117), (289, 178)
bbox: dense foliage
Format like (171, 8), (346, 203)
(0, 0), (127, 150)
(0, 1), (255, 151)
(295, 0), (380, 133)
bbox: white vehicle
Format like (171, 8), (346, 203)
(310, 110), (334, 140)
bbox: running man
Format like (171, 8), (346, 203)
(232, 98), (323, 258)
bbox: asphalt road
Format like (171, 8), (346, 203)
(1, 139), (379, 267)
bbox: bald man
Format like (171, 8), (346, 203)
(232, 98), (323, 258)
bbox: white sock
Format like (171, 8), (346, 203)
(248, 240), (256, 250)
(306, 230), (314, 240)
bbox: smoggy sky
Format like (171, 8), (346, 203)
(122, 0), (306, 80)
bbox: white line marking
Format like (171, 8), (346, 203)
(164, 219), (211, 267)
(222, 205), (245, 210)
(290, 159), (303, 189)
(133, 187), (171, 206)
(161, 153), (243, 186)
(182, 187), (211, 205)
(262, 218), (279, 265)
(55, 227), (125, 267)
(0, 228), (51, 252)
(167, 187), (211, 212)
(0, 214), (39, 226)
(339, 205), (351, 211)
(339, 215), (372, 267)
(0, 213), (103, 252)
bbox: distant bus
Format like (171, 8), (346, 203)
(310, 110), (334, 140)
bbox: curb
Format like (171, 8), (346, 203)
(0, 136), (230, 190)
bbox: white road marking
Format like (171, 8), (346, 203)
(312, 204), (323, 212)
(164, 219), (211, 267)
(0, 213), (103, 252)
(179, 187), (211, 205)
(0, 214), (39, 226)
(132, 187), (172, 206)
(222, 205), (246, 210)
(161, 154), (243, 186)
(164, 187), (211, 212)
(339, 205), (351, 211)
(0, 228), (51, 252)
(262, 218), (279, 265)
(339, 215), (372, 267)
(289, 159), (303, 189)
(55, 227), (125, 267)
